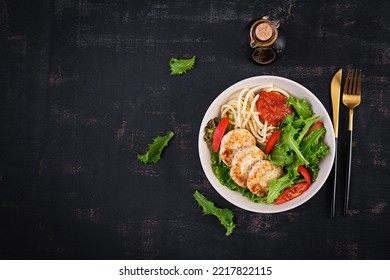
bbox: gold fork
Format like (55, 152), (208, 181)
(342, 69), (362, 216)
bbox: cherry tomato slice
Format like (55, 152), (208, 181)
(305, 121), (324, 137)
(298, 165), (312, 185)
(265, 130), (282, 154)
(212, 117), (230, 152)
(274, 182), (310, 205)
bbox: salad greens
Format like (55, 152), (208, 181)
(193, 190), (236, 236)
(137, 131), (174, 164)
(267, 96), (330, 203)
(169, 56), (196, 75)
(286, 95), (313, 119)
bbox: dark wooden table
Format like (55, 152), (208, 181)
(1, 0), (389, 260)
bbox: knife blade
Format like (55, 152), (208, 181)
(330, 68), (342, 218)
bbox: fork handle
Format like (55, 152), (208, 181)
(331, 138), (338, 218)
(344, 130), (353, 216)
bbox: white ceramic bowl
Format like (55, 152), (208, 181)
(198, 76), (335, 213)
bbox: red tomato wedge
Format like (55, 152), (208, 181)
(212, 117), (230, 152)
(265, 130), (282, 154)
(305, 121), (324, 137)
(274, 182), (310, 205)
(298, 165), (312, 185)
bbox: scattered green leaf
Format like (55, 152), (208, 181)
(137, 131), (174, 164)
(169, 56), (196, 75)
(193, 190), (236, 236)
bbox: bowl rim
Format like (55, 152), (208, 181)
(198, 75), (335, 213)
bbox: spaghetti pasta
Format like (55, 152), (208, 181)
(220, 84), (290, 145)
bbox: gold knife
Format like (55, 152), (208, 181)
(330, 68), (342, 218)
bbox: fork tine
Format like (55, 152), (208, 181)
(357, 70), (362, 96)
(348, 69), (354, 94)
(350, 69), (356, 94)
(343, 69), (352, 95)
(352, 69), (358, 95)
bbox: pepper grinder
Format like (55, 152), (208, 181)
(249, 16), (286, 65)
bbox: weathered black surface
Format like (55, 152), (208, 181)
(1, 0), (389, 260)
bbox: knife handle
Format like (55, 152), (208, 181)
(331, 138), (338, 218)
(344, 131), (353, 216)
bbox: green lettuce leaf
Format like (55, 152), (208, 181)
(287, 96), (313, 119)
(137, 131), (174, 164)
(279, 118), (309, 165)
(300, 126), (330, 165)
(193, 191), (236, 236)
(296, 116), (320, 143)
(266, 173), (296, 203)
(270, 143), (292, 166)
(169, 56), (196, 75)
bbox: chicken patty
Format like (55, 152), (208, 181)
(230, 146), (266, 188)
(219, 129), (256, 167)
(247, 160), (284, 197)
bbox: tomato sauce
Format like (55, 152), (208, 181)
(256, 91), (292, 126)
